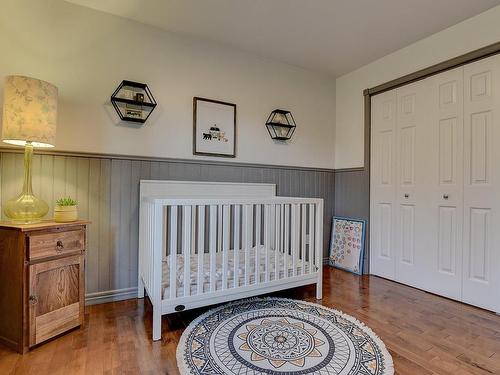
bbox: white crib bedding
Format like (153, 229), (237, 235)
(161, 247), (313, 299)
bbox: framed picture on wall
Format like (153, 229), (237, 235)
(193, 97), (236, 158)
(329, 216), (366, 275)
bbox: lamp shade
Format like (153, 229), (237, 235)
(2, 75), (57, 148)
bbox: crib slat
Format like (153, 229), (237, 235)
(142, 203), (146, 292)
(275, 204), (280, 281)
(264, 204), (270, 283)
(183, 206), (192, 297)
(218, 204), (223, 257)
(140, 203), (144, 292)
(222, 205), (230, 290)
(169, 206), (178, 299)
(255, 204), (261, 284)
(295, 204), (301, 276)
(292, 204), (298, 277)
(209, 205), (217, 292)
(146, 203), (150, 294)
(197, 205), (205, 295)
(301, 204), (306, 276)
(233, 205), (241, 289)
(191, 205), (196, 268)
(309, 204), (315, 275)
(150, 203), (154, 292)
(280, 204), (285, 280)
(217, 204), (223, 291)
(148, 203), (152, 294)
(284, 204), (290, 278)
(244, 204), (253, 286)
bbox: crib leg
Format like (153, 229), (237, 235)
(316, 279), (323, 300)
(137, 275), (145, 299)
(152, 307), (162, 341)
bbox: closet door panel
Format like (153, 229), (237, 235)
(370, 90), (397, 279)
(437, 206), (458, 274)
(438, 117), (458, 186)
(394, 81), (427, 289)
(468, 208), (490, 281)
(463, 55), (500, 312)
(399, 204), (415, 265)
(424, 68), (464, 300)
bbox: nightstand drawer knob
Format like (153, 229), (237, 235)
(56, 240), (64, 252)
(29, 295), (38, 305)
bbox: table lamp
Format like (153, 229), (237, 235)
(1, 75), (58, 223)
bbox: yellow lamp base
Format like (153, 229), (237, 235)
(3, 143), (49, 223)
(4, 193), (49, 224)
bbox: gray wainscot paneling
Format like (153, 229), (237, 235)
(0, 151), (335, 304)
(334, 168), (370, 274)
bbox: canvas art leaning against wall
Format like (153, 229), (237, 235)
(329, 217), (366, 275)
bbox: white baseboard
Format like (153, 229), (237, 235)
(85, 287), (138, 305)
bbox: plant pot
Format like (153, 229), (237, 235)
(54, 205), (78, 222)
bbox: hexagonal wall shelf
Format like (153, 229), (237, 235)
(265, 109), (296, 141)
(110, 80), (157, 123)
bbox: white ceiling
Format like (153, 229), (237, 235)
(66, 0), (500, 77)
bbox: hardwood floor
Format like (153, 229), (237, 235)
(1, 267), (500, 374)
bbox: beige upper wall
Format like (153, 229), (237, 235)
(0, 0), (336, 169)
(335, 4), (500, 169)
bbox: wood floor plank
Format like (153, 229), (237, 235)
(1, 267), (500, 374)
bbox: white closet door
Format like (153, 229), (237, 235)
(462, 55), (500, 312)
(370, 90), (397, 279)
(423, 68), (464, 300)
(394, 80), (428, 289)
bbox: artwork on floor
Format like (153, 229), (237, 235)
(193, 97), (236, 158)
(177, 297), (393, 374)
(329, 216), (366, 275)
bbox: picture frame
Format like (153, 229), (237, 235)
(329, 216), (366, 275)
(193, 97), (236, 158)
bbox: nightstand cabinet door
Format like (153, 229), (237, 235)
(28, 254), (85, 346)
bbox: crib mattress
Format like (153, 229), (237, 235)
(161, 247), (314, 299)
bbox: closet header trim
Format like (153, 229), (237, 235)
(364, 40), (500, 97)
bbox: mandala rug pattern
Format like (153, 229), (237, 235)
(177, 298), (393, 375)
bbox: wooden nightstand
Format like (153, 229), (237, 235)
(0, 220), (89, 353)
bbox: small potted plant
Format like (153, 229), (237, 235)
(54, 197), (78, 222)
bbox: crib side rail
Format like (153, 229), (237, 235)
(144, 196), (322, 206)
(140, 197), (324, 301)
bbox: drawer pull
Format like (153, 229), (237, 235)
(404, 194), (409, 199)
(443, 194), (449, 200)
(29, 295), (38, 305)
(56, 240), (64, 252)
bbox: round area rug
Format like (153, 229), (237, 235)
(177, 298), (393, 375)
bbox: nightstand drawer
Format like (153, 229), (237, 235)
(29, 229), (85, 260)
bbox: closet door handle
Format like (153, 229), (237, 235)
(443, 194), (449, 200)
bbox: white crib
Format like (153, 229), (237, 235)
(138, 180), (323, 341)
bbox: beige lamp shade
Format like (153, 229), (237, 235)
(2, 75), (57, 148)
